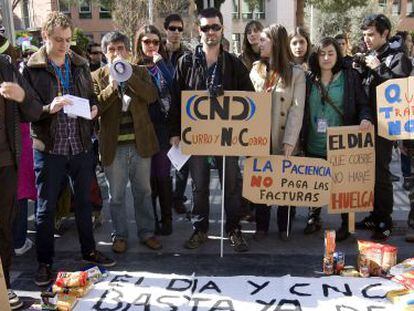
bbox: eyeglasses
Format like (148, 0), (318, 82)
(200, 24), (222, 33)
(168, 26), (183, 32)
(90, 51), (102, 55)
(142, 39), (160, 46)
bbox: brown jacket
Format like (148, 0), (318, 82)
(92, 65), (159, 166)
(22, 47), (97, 153)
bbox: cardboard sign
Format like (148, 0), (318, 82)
(242, 155), (332, 207)
(0, 258), (11, 311)
(377, 76), (414, 140)
(327, 126), (375, 215)
(181, 91), (271, 156)
(75, 271), (402, 311)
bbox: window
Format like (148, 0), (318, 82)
(407, 0), (414, 16)
(378, 0), (387, 7)
(232, 0), (240, 19)
(79, 0), (92, 19)
(392, 0), (401, 15)
(58, 0), (71, 16)
(241, 0), (265, 20)
(99, 1), (111, 19)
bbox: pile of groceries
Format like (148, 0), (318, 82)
(322, 229), (414, 310)
(40, 265), (106, 311)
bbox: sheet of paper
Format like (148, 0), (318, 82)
(167, 143), (191, 171)
(62, 94), (91, 120)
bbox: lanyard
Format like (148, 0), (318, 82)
(51, 55), (70, 96)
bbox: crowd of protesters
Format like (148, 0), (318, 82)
(1, 8), (414, 310)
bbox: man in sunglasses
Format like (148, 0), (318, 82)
(164, 14), (190, 68)
(169, 7), (254, 252)
(88, 43), (105, 72)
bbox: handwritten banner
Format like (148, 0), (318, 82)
(75, 271), (402, 311)
(181, 91), (271, 156)
(327, 126), (375, 214)
(377, 76), (414, 140)
(242, 155), (332, 207)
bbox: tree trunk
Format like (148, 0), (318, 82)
(296, 0), (305, 27)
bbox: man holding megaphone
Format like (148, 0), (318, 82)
(92, 31), (162, 254)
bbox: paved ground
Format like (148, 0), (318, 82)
(10, 148), (414, 309)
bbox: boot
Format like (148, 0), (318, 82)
(158, 176), (173, 235)
(150, 176), (161, 235)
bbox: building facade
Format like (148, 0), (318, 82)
(377, 0), (414, 31)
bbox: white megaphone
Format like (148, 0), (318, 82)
(109, 58), (132, 83)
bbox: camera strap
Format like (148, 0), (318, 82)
(313, 78), (344, 121)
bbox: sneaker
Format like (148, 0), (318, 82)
(184, 231), (208, 249)
(83, 250), (116, 267)
(253, 230), (267, 241)
(355, 215), (376, 231)
(304, 217), (321, 235)
(141, 236), (162, 250)
(371, 222), (392, 242)
(406, 226), (414, 242)
(34, 263), (53, 287)
(279, 231), (291, 242)
(229, 229), (248, 252)
(14, 238), (33, 256)
(112, 238), (127, 254)
(8, 289), (23, 310)
(173, 200), (187, 214)
(336, 225), (351, 242)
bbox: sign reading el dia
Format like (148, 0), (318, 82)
(181, 91), (271, 156)
(242, 155), (332, 207)
(377, 76), (414, 140)
(327, 126), (375, 214)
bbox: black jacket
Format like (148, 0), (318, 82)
(0, 55), (42, 167)
(22, 47), (97, 153)
(361, 42), (412, 124)
(169, 45), (254, 137)
(302, 67), (373, 152)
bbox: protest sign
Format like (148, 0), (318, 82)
(327, 126), (375, 215)
(180, 91), (271, 156)
(76, 271), (402, 311)
(242, 155), (332, 207)
(0, 259), (11, 311)
(377, 76), (414, 140)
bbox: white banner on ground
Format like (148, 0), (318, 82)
(75, 272), (403, 311)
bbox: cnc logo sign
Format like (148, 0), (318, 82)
(181, 91), (271, 156)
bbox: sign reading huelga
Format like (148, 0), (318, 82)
(180, 91), (271, 156)
(242, 155), (332, 207)
(377, 76), (414, 140)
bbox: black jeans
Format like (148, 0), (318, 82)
(371, 135), (394, 226)
(34, 150), (96, 265)
(189, 155), (241, 233)
(0, 165), (17, 288)
(255, 204), (294, 232)
(173, 162), (189, 203)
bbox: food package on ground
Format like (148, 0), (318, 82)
(357, 240), (397, 276)
(324, 230), (336, 257)
(386, 289), (412, 303)
(340, 267), (360, 277)
(53, 280), (93, 298)
(392, 270), (414, 290)
(56, 293), (78, 311)
(390, 258), (414, 276)
(323, 256), (334, 275)
(85, 266), (104, 283)
(55, 271), (88, 288)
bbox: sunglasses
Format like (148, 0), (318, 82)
(142, 39), (160, 46)
(168, 26), (183, 32)
(200, 24), (222, 33)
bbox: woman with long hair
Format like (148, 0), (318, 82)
(289, 27), (311, 70)
(303, 37), (373, 241)
(135, 25), (175, 235)
(239, 20), (264, 71)
(249, 24), (306, 241)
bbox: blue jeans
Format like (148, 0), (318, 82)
(13, 199), (29, 249)
(104, 144), (154, 241)
(34, 150), (96, 265)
